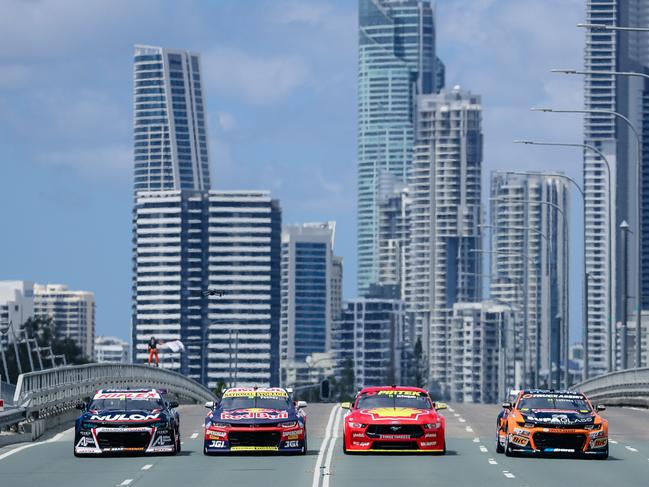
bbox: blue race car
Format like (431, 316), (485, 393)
(203, 387), (307, 455)
(74, 389), (180, 456)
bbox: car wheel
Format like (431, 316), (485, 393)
(342, 434), (349, 455)
(504, 434), (516, 457)
(176, 430), (181, 453)
(595, 445), (609, 460)
(300, 434), (308, 455)
(496, 431), (505, 454)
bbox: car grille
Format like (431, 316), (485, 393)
(228, 431), (280, 447)
(97, 431), (151, 450)
(372, 441), (419, 450)
(533, 433), (586, 451)
(366, 425), (424, 438)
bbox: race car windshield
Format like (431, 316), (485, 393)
(356, 391), (431, 409)
(89, 398), (164, 411)
(220, 395), (291, 410)
(518, 395), (591, 411)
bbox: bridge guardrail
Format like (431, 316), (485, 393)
(574, 367), (649, 407)
(13, 363), (217, 415)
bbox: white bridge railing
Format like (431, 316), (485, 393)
(574, 367), (649, 407)
(13, 363), (216, 413)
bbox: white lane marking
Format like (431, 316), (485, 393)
(610, 440), (618, 444)
(141, 464), (153, 471)
(458, 418), (466, 423)
(311, 404), (339, 487)
(322, 406), (343, 487)
(120, 480), (134, 486)
(626, 446), (638, 452)
(447, 407), (455, 413)
(0, 428), (69, 462)
(502, 471), (515, 479)
(190, 432), (198, 439)
(480, 445), (488, 453)
(453, 413), (460, 417)
(488, 458), (498, 465)
(473, 437), (480, 443)
(466, 426), (473, 433)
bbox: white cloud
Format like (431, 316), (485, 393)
(203, 47), (310, 104)
(39, 145), (132, 180)
(216, 111), (236, 132)
(270, 0), (333, 25)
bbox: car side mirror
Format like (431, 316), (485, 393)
(502, 402), (512, 409)
(75, 402), (86, 411)
(169, 401), (179, 408)
(435, 402), (447, 411)
(596, 404), (606, 412)
(296, 401), (308, 409)
(204, 401), (215, 409)
(340, 402), (351, 410)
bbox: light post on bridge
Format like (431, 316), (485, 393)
(514, 140), (614, 373)
(531, 106), (643, 373)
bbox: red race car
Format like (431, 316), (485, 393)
(341, 386), (446, 454)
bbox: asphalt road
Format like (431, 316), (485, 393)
(1, 403), (648, 487)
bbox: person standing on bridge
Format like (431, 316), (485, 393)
(148, 336), (161, 366)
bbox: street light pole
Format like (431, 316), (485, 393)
(621, 221), (631, 369)
(531, 107), (643, 376)
(515, 140), (614, 373)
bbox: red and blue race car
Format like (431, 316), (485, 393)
(203, 387), (307, 454)
(342, 385), (447, 454)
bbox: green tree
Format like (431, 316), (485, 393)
(212, 378), (228, 398)
(411, 337), (427, 388)
(1, 316), (89, 384)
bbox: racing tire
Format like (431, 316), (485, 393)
(300, 434), (308, 455)
(496, 431), (505, 454)
(176, 429), (181, 454)
(594, 445), (609, 460)
(342, 437), (349, 455)
(504, 434), (516, 457)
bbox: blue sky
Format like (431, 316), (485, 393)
(1, 0), (586, 341)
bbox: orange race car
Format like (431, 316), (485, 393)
(496, 389), (608, 459)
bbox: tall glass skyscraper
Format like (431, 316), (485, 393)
(357, 0), (443, 295)
(133, 45), (211, 193)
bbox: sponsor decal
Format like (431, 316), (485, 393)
(209, 440), (226, 448)
(95, 427), (152, 433)
(544, 448), (575, 453)
(524, 414), (593, 425)
(510, 435), (529, 446)
(89, 413), (161, 422)
(522, 393), (584, 400)
(208, 431), (227, 438)
(220, 408), (289, 420)
(352, 433), (365, 438)
(222, 388), (288, 398)
(76, 436), (96, 447)
(151, 435), (172, 447)
(230, 446), (279, 451)
(285, 440), (300, 448)
(513, 428), (531, 437)
(93, 391), (161, 400)
(589, 431), (604, 439)
(361, 408), (427, 420)
(376, 390), (425, 397)
(420, 441), (437, 446)
(379, 434), (411, 439)
(591, 438), (608, 449)
(75, 447), (100, 454)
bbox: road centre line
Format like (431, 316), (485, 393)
(488, 458), (498, 465)
(473, 437), (480, 443)
(119, 480), (134, 486)
(465, 426), (473, 432)
(0, 428), (69, 462)
(625, 446), (638, 452)
(609, 440), (618, 444)
(459, 418), (466, 423)
(447, 407), (455, 413)
(190, 432), (198, 439)
(311, 403), (339, 487)
(502, 471), (515, 479)
(453, 413), (460, 417)
(479, 445), (488, 453)
(322, 406), (343, 487)
(141, 464), (153, 471)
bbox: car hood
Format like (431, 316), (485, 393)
(209, 407), (298, 425)
(81, 409), (167, 423)
(521, 409), (595, 426)
(351, 407), (439, 424)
